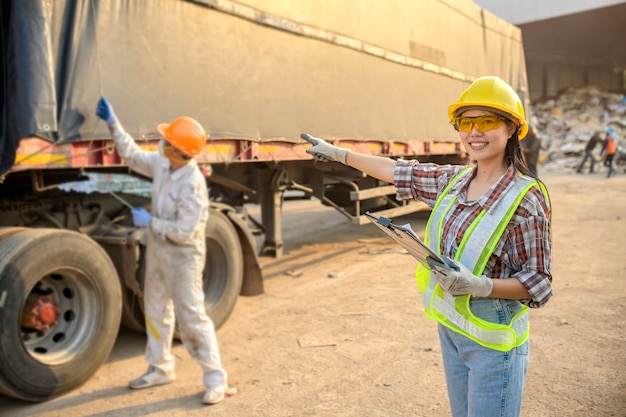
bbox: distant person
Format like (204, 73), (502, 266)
(521, 125), (541, 176)
(303, 76), (552, 417)
(95, 98), (228, 406)
(602, 126), (618, 178)
(577, 130), (603, 174)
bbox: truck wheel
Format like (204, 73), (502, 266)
(203, 209), (244, 329)
(120, 243), (147, 333)
(0, 228), (122, 402)
(0, 227), (26, 240)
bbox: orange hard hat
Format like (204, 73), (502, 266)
(157, 116), (206, 157)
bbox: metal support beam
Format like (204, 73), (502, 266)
(258, 168), (283, 257)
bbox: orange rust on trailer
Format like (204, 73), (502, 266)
(10, 136), (461, 172)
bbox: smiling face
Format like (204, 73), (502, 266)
(457, 108), (516, 165)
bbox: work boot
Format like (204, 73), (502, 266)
(202, 383), (227, 405)
(128, 366), (176, 389)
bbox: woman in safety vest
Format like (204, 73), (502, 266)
(301, 75), (552, 417)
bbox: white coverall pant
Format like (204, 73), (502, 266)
(144, 227), (227, 389)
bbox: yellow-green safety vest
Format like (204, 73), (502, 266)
(416, 168), (548, 352)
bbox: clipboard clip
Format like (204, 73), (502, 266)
(375, 216), (392, 228)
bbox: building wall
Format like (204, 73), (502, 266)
(474, 0), (626, 102)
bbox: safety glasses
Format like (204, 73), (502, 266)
(161, 139), (174, 149)
(453, 115), (506, 133)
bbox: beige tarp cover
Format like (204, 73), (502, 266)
(2, 0), (527, 173)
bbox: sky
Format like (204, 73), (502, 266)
(473, 0), (626, 24)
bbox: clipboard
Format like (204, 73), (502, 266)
(365, 211), (444, 267)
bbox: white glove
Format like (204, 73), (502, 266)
(427, 255), (493, 297)
(301, 133), (349, 164)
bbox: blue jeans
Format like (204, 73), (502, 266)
(438, 298), (529, 417)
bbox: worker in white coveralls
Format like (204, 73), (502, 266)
(96, 98), (228, 405)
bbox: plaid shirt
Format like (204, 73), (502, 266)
(394, 160), (552, 308)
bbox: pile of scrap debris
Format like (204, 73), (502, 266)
(531, 85), (625, 173)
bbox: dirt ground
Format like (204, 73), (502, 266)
(1, 168), (625, 417)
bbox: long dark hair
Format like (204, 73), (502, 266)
(504, 124), (535, 178)
(504, 124), (552, 218)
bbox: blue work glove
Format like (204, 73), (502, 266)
(132, 207), (152, 227)
(301, 133), (349, 164)
(427, 255), (493, 297)
(96, 97), (118, 125)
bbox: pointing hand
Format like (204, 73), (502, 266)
(301, 133), (349, 164)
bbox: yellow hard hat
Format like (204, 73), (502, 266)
(157, 116), (206, 157)
(448, 76), (528, 139)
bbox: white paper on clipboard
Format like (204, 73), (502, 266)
(365, 211), (444, 267)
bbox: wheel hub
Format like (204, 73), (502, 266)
(23, 294), (60, 331)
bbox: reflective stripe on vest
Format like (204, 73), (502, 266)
(416, 169), (540, 352)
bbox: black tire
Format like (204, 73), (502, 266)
(119, 243), (147, 333)
(0, 227), (26, 241)
(0, 228), (122, 402)
(202, 209), (244, 330)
